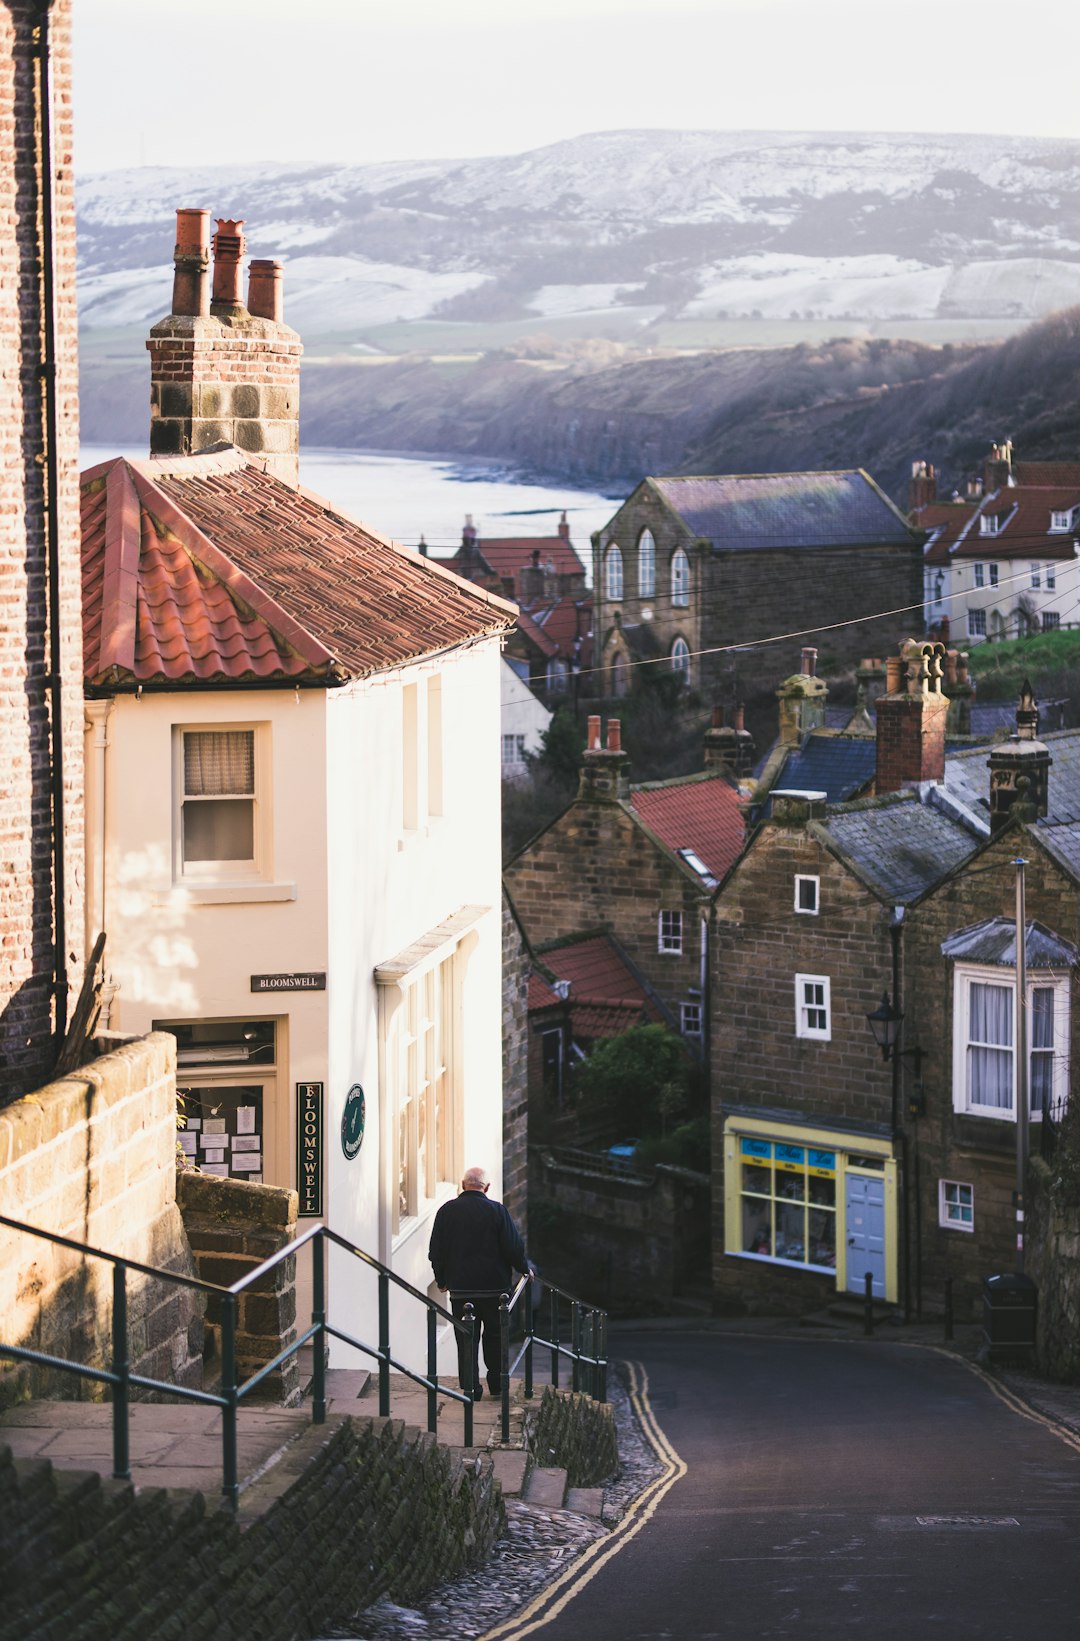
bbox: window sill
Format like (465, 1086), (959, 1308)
(157, 881), (297, 906)
(728, 1250), (837, 1277)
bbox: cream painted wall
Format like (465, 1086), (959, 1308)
(501, 658), (551, 781)
(324, 637), (506, 1371)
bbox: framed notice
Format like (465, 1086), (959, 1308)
(296, 1082), (323, 1217)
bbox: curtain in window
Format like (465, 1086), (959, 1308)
(1030, 986), (1054, 1113)
(968, 981), (1012, 1108)
(184, 731), (255, 796)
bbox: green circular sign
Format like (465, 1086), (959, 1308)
(341, 1084), (366, 1160)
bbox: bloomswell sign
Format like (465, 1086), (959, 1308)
(296, 1082), (323, 1217)
(251, 972), (326, 993)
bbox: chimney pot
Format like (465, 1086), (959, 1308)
(733, 704), (745, 734)
(248, 258), (283, 322)
(712, 705), (724, 729)
(211, 218), (246, 310)
(885, 656), (904, 694)
(171, 207), (210, 317)
(801, 647), (817, 677)
(607, 719), (622, 753)
(587, 714), (601, 751)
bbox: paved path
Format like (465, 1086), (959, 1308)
(505, 1328), (1080, 1641)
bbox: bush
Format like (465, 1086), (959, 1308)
(572, 1023), (694, 1137)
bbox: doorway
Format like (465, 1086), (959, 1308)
(846, 1173), (886, 1299)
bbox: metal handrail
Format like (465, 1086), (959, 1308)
(497, 1271), (608, 1442)
(0, 1211), (478, 1507)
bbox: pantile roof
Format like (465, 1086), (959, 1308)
(770, 735), (877, 805)
(1015, 462), (1080, 488)
(530, 933), (669, 1039)
(649, 471), (917, 551)
(920, 484), (1080, 565)
(940, 917), (1078, 970)
(817, 792), (979, 903)
(514, 607), (560, 658)
(630, 773), (745, 883)
(472, 535), (586, 585)
(81, 449), (514, 688)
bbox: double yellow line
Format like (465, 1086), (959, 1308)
(480, 1360), (686, 1641)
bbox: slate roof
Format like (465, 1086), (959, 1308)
(649, 471), (917, 551)
(940, 917), (1079, 970)
(81, 449), (515, 687)
(769, 735), (877, 805)
(630, 773), (746, 883)
(1037, 820), (1080, 882)
(816, 792), (980, 904)
(943, 728), (1080, 830)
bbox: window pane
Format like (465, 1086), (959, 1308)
(808, 1208), (836, 1268)
(743, 1162), (771, 1194)
(184, 730), (254, 796)
(970, 982), (1011, 1046)
(1031, 988), (1054, 1049)
(775, 1202), (805, 1262)
(183, 798), (254, 862)
(808, 1175), (835, 1207)
(743, 1197), (771, 1255)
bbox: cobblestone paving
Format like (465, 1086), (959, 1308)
(324, 1366), (664, 1641)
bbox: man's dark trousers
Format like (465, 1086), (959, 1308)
(450, 1294), (503, 1395)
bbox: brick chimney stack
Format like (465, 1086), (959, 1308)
(988, 680), (1051, 834)
(147, 207), (303, 485)
(983, 439), (1013, 495)
(578, 716), (630, 802)
(558, 511), (570, 542)
(874, 639), (949, 793)
(909, 459), (937, 513)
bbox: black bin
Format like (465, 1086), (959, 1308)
(983, 1272), (1037, 1352)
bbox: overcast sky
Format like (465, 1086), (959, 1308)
(74, 0), (1079, 175)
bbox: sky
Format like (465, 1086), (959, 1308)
(74, 0), (1080, 176)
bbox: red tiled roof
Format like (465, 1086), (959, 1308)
(571, 1001), (649, 1039)
(1015, 462), (1080, 488)
(528, 970), (562, 1010)
(950, 486), (1080, 560)
(531, 934), (666, 1036)
(81, 450), (515, 687)
(630, 775), (745, 882)
(472, 535), (586, 585)
(912, 501), (977, 565)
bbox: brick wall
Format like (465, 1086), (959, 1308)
(0, 2), (84, 1102)
(178, 1172), (299, 1403)
(0, 1034), (203, 1406)
(502, 888), (530, 1234)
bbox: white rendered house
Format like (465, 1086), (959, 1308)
(500, 658), (552, 780)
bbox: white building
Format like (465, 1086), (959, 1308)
(81, 446), (515, 1369)
(500, 658), (552, 781)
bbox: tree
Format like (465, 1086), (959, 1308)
(527, 703), (584, 788)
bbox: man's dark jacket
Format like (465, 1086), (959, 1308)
(428, 1190), (528, 1296)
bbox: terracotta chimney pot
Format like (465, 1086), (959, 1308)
(712, 705), (724, 728)
(248, 258), (283, 322)
(886, 656), (904, 694)
(587, 714), (601, 751)
(211, 218), (246, 309)
(607, 719), (622, 753)
(733, 704), (745, 733)
(171, 207), (210, 317)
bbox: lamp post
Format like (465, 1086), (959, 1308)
(1014, 856), (1028, 1277)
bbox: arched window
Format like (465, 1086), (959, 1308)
(605, 545), (624, 601)
(671, 548), (690, 607)
(612, 651), (629, 697)
(638, 529), (656, 599)
(671, 637), (690, 684)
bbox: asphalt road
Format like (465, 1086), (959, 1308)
(539, 1329), (1080, 1641)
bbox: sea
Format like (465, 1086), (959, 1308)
(80, 444), (618, 574)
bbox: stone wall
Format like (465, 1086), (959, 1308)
(0, 1410), (504, 1641)
(0, 1), (84, 1101)
(530, 1151), (710, 1313)
(177, 1172), (299, 1403)
(502, 888), (530, 1234)
(1024, 1158), (1080, 1382)
(0, 1034), (202, 1407)
(530, 1385), (618, 1487)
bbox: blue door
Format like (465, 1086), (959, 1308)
(846, 1174), (886, 1299)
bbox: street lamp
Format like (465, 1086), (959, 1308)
(865, 991), (924, 1087)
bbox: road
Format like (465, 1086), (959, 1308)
(521, 1329), (1080, 1641)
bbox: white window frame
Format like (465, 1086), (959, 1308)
(939, 1179), (974, 1232)
(980, 514), (1000, 537)
(681, 1000), (703, 1038)
(638, 529), (656, 599)
(174, 723), (269, 885)
(967, 607), (987, 639)
(1046, 562), (1057, 590)
(795, 973), (831, 1041)
(605, 544), (624, 601)
(794, 875), (819, 915)
(1030, 563), (1041, 589)
(989, 563), (999, 587)
(973, 563), (985, 588)
(501, 733), (526, 767)
(951, 963), (1070, 1122)
(1050, 509), (1073, 533)
(658, 910), (683, 954)
(670, 637), (690, 683)
(671, 548), (690, 608)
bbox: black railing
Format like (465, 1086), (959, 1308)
(0, 1213), (478, 1507)
(498, 1272), (608, 1443)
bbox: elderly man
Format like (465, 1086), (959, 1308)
(428, 1165), (529, 1399)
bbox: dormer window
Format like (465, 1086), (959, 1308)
(1049, 508), (1077, 533)
(980, 514), (1001, 537)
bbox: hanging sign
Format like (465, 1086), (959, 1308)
(296, 1082), (323, 1216)
(341, 1083), (366, 1161)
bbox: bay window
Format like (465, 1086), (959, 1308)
(952, 965), (1069, 1121)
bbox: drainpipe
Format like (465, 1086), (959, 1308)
(84, 701), (113, 952)
(33, 3), (68, 1049)
(890, 907), (914, 1321)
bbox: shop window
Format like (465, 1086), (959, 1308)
(177, 726), (265, 881)
(951, 966), (1069, 1121)
(638, 529), (656, 599)
(658, 910), (683, 954)
(605, 545), (624, 601)
(939, 1179), (974, 1231)
(163, 1017), (277, 1185)
(795, 973), (831, 1040)
(794, 875), (819, 915)
(738, 1137), (837, 1271)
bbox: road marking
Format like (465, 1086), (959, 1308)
(478, 1360), (687, 1641)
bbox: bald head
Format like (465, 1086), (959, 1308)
(461, 1166), (489, 1193)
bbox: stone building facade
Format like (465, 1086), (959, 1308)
(592, 472), (923, 699)
(0, 2), (84, 1101)
(502, 887), (531, 1234)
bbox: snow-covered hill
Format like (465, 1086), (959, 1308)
(76, 130), (1080, 340)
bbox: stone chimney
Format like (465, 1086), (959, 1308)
(578, 716), (630, 803)
(983, 440), (1014, 495)
(874, 639), (949, 793)
(147, 207), (302, 485)
(909, 460), (937, 513)
(988, 681), (1051, 834)
(777, 647), (828, 747)
(704, 705), (755, 776)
